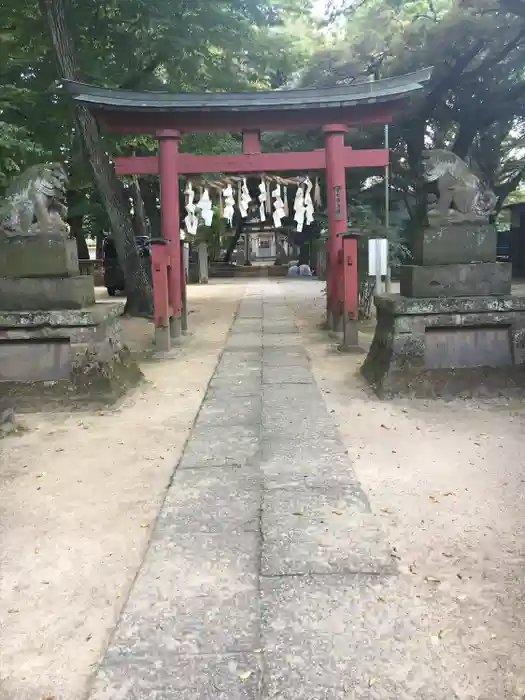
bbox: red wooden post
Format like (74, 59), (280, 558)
(158, 129), (183, 340)
(151, 240), (171, 351)
(323, 124), (348, 332)
(180, 240), (188, 332)
(339, 232), (361, 350)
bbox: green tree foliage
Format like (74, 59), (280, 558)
(1, 0), (313, 313)
(296, 0), (525, 247)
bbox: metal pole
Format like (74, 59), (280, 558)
(384, 124), (392, 293)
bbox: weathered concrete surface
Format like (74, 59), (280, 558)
(362, 293), (525, 397)
(399, 261), (511, 298)
(0, 275), (95, 310)
(88, 281), (396, 700)
(0, 303), (140, 399)
(412, 221), (496, 265)
(0, 236), (79, 278)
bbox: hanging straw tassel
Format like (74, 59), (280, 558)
(265, 177), (272, 215)
(283, 186), (289, 216)
(219, 188), (224, 217)
(314, 177), (322, 208)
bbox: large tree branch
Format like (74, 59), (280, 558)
(119, 53), (164, 90)
(499, 0), (525, 18)
(419, 39), (487, 117)
(463, 26), (525, 82)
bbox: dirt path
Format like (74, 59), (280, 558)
(0, 281), (245, 700)
(286, 279), (525, 699)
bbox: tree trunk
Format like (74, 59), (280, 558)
(141, 179), (161, 237)
(130, 175), (150, 239)
(39, 0), (153, 316)
(223, 215), (244, 263)
(70, 214), (88, 259)
(66, 190), (89, 259)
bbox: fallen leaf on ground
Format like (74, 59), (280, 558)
(238, 670), (253, 681)
(425, 575), (441, 584)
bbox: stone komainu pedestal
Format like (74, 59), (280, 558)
(0, 233), (141, 401)
(362, 217), (525, 397)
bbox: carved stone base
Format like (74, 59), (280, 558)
(399, 262), (511, 298)
(0, 276), (95, 310)
(362, 294), (525, 397)
(0, 304), (142, 404)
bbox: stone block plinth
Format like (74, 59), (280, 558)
(412, 221), (496, 265)
(0, 304), (142, 402)
(0, 276), (95, 311)
(399, 262), (511, 298)
(0, 235), (80, 278)
(361, 294), (525, 397)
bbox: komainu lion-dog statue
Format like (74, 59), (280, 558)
(422, 149), (497, 220)
(0, 162), (69, 237)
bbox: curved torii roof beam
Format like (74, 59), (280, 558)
(63, 68), (432, 134)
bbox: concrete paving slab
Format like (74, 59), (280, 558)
(195, 394), (261, 428)
(262, 322), (298, 334)
(87, 285), (401, 700)
(262, 385), (338, 437)
(263, 364), (314, 385)
(231, 322), (263, 334)
(137, 531), (260, 599)
(263, 334), (302, 348)
(225, 332), (263, 351)
(261, 575), (447, 700)
(162, 468), (262, 533)
(206, 385), (262, 400)
(262, 347), (310, 367)
(208, 374), (262, 393)
(260, 435), (350, 466)
(261, 487), (393, 576)
(219, 350), (262, 365)
(179, 425), (260, 469)
(91, 651), (262, 700)
(109, 585), (259, 657)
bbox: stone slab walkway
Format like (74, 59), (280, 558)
(89, 282), (395, 700)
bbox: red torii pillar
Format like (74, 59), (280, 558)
(156, 129), (183, 348)
(324, 124), (346, 334)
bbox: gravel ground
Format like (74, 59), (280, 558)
(0, 281), (246, 700)
(287, 278), (525, 700)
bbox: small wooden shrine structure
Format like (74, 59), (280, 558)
(65, 70), (431, 349)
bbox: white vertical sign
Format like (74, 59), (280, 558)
(368, 238), (388, 278)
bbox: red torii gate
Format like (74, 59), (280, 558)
(65, 70), (431, 350)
